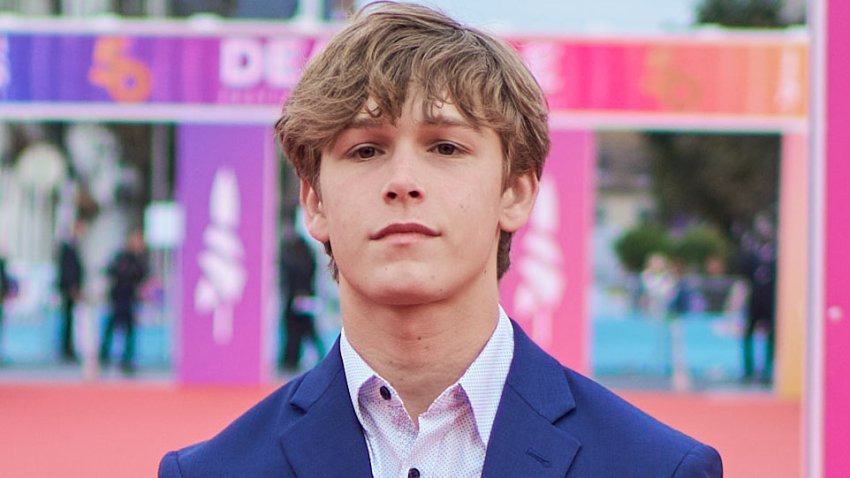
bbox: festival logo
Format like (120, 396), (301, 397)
(88, 37), (153, 103)
(512, 177), (567, 348)
(194, 168), (247, 345)
(641, 47), (702, 111)
(217, 36), (315, 104)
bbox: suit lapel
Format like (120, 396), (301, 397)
(482, 322), (581, 478)
(279, 340), (373, 478)
(278, 323), (581, 477)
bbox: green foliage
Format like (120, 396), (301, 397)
(614, 224), (733, 273)
(614, 225), (672, 273)
(645, 132), (780, 239)
(671, 226), (730, 269)
(696, 0), (789, 28)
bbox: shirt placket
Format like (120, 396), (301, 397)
(364, 380), (418, 476)
(404, 385), (464, 478)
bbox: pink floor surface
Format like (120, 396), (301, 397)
(0, 382), (801, 477)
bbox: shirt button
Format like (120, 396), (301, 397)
(408, 468), (420, 478)
(379, 385), (391, 400)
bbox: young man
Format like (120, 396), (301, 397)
(278, 234), (325, 371)
(159, 3), (722, 477)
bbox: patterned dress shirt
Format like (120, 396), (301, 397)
(340, 308), (514, 478)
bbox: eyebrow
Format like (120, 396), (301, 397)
(343, 115), (480, 133)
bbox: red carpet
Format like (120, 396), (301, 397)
(623, 391), (801, 478)
(0, 383), (800, 477)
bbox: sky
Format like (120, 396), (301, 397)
(362, 0), (703, 35)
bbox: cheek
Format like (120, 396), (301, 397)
(324, 199), (361, 246)
(452, 187), (503, 236)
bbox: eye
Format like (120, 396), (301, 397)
(434, 143), (458, 155)
(353, 145), (379, 160)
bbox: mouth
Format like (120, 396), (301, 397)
(370, 223), (440, 240)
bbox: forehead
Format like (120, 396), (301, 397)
(346, 94), (483, 131)
(354, 93), (479, 122)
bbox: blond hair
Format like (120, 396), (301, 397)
(276, 1), (550, 279)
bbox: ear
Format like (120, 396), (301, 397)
(499, 171), (539, 233)
(299, 178), (330, 243)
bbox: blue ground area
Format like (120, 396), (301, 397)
(1, 293), (767, 391)
(0, 304), (170, 370)
(592, 310), (755, 390)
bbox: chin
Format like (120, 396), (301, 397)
(372, 287), (444, 307)
(346, 267), (449, 307)
(370, 277), (445, 306)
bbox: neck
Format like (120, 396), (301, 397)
(341, 282), (500, 422)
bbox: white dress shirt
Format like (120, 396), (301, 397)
(340, 307), (514, 478)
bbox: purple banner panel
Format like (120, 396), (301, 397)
(177, 124), (276, 385)
(0, 32), (322, 105)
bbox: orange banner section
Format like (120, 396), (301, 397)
(511, 36), (808, 120)
(775, 133), (808, 401)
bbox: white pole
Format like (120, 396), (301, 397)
(806, 0), (826, 476)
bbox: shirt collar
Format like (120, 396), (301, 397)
(458, 307), (513, 446)
(339, 306), (514, 447)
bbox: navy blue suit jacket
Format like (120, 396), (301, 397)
(159, 322), (722, 477)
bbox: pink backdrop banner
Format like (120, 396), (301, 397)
(825, 0), (850, 474)
(500, 129), (595, 373)
(176, 124), (276, 384)
(2, 26), (805, 124)
(511, 38), (807, 119)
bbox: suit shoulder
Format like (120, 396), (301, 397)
(561, 367), (693, 443)
(559, 367), (722, 476)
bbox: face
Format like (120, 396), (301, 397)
(301, 95), (537, 307)
(128, 232), (145, 253)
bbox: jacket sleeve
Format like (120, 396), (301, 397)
(672, 443), (723, 477)
(158, 451), (184, 478)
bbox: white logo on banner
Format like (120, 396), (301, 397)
(512, 177), (567, 348)
(194, 168), (247, 345)
(776, 47), (803, 113)
(519, 41), (562, 96)
(219, 37), (308, 89)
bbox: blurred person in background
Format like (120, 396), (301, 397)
(739, 212), (777, 385)
(0, 252), (10, 362)
(279, 234), (325, 372)
(640, 252), (676, 321)
(667, 256), (694, 390)
(99, 230), (148, 374)
(160, 3), (721, 476)
(699, 254), (733, 313)
(639, 252), (676, 374)
(57, 220), (85, 363)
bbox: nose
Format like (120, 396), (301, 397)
(382, 148), (424, 203)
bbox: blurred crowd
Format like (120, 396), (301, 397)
(633, 213), (777, 387)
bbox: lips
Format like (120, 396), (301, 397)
(370, 223), (440, 240)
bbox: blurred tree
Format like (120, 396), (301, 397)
(695, 0), (805, 28)
(645, 132), (780, 240)
(614, 224), (672, 273)
(638, 1), (795, 271)
(671, 225), (731, 270)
